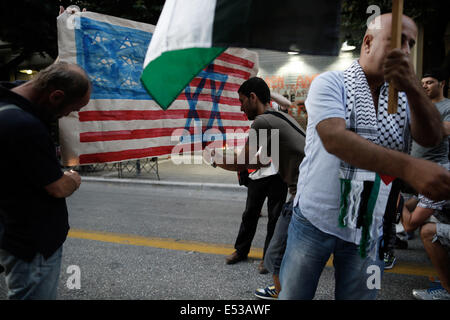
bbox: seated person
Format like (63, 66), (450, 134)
(400, 180), (450, 300)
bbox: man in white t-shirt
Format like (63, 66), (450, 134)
(279, 13), (450, 300)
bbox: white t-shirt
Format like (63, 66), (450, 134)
(293, 70), (410, 244)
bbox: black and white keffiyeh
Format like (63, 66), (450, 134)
(338, 60), (411, 260)
(341, 60), (411, 179)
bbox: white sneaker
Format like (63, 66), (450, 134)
(412, 286), (450, 300)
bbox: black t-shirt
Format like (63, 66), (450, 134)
(0, 84), (69, 262)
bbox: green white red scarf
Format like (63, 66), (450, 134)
(339, 60), (410, 259)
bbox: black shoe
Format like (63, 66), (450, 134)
(0, 265), (4, 274)
(225, 251), (247, 265)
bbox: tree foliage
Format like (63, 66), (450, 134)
(71, 0), (164, 25)
(341, 0), (449, 72)
(0, 1), (61, 66)
(0, 0), (164, 77)
(342, 0), (446, 45)
(1, 0), (448, 78)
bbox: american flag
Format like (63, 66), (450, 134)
(57, 11), (258, 166)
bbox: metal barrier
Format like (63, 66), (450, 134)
(75, 157), (160, 180)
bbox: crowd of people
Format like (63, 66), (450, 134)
(0, 9), (449, 301)
(209, 12), (450, 301)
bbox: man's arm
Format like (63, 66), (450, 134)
(211, 142), (268, 172)
(45, 170), (81, 198)
(444, 121), (450, 136)
(401, 204), (433, 233)
(405, 197), (419, 212)
(384, 49), (443, 147)
(271, 92), (291, 107)
(316, 117), (450, 200)
(209, 118), (273, 172)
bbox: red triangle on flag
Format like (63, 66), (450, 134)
(380, 174), (396, 185)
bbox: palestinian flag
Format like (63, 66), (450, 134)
(338, 174), (401, 260)
(141, 0), (342, 109)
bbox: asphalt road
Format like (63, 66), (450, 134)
(0, 180), (437, 300)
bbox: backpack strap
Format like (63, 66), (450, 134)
(263, 110), (306, 137)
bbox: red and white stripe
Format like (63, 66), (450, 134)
(60, 48), (258, 165)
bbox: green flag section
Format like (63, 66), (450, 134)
(141, 47), (225, 110)
(141, 0), (342, 109)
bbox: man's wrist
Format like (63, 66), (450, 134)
(403, 78), (423, 99)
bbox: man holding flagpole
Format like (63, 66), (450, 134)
(279, 13), (450, 300)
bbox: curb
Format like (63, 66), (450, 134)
(81, 176), (246, 192)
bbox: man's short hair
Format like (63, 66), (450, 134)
(32, 62), (91, 104)
(238, 77), (271, 104)
(423, 67), (447, 82)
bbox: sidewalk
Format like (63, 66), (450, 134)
(79, 156), (246, 191)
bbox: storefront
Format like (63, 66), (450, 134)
(255, 32), (424, 128)
(255, 48), (358, 128)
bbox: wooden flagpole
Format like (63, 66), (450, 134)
(388, 0), (404, 114)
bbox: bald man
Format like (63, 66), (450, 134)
(278, 13), (450, 300)
(0, 62), (91, 299)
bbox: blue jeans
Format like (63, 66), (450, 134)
(0, 246), (63, 300)
(279, 207), (384, 300)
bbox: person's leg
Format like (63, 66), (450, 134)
(383, 221), (397, 269)
(279, 207), (334, 300)
(233, 178), (268, 258)
(333, 239), (384, 300)
(420, 223), (450, 292)
(0, 246), (63, 300)
(28, 246), (63, 300)
(264, 175), (288, 257)
(273, 274), (281, 293)
(261, 200), (293, 294)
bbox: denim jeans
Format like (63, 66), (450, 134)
(0, 246), (63, 300)
(279, 207), (384, 300)
(264, 201), (293, 275)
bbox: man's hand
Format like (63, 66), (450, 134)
(383, 49), (418, 94)
(202, 147), (219, 167)
(64, 170), (81, 189)
(59, 5), (86, 15)
(271, 92), (291, 108)
(403, 159), (450, 201)
(384, 49), (443, 147)
(317, 117), (450, 201)
(45, 170), (81, 198)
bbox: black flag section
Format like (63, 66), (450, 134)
(213, 0), (342, 56)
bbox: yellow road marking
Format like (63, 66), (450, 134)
(383, 262), (436, 277)
(69, 228), (263, 258)
(68, 229), (436, 277)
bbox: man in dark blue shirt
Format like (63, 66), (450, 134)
(0, 61), (91, 299)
